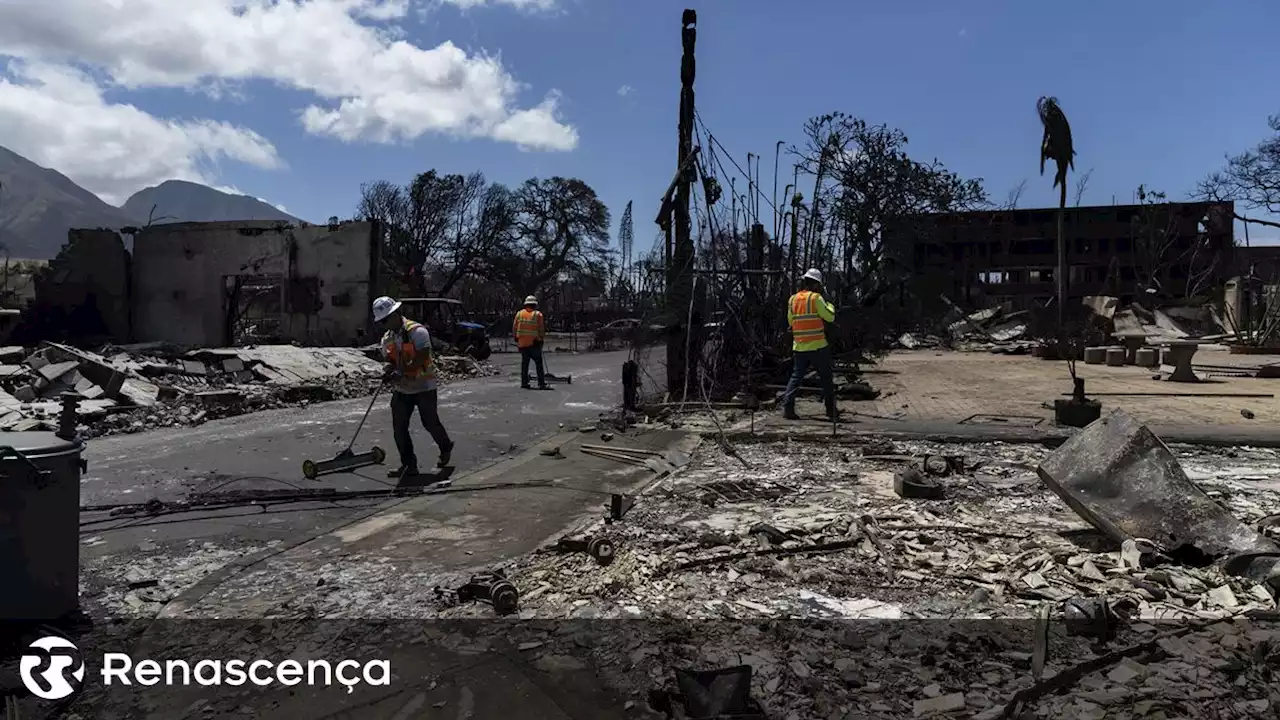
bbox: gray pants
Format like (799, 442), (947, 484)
(781, 345), (836, 416)
(390, 389), (452, 470)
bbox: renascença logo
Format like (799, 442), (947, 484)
(17, 638), (390, 698)
(20, 636), (86, 700)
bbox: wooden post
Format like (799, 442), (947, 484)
(666, 8), (697, 399)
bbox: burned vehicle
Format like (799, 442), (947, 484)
(397, 297), (492, 360)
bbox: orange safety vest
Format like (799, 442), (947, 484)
(789, 290), (826, 346)
(513, 308), (544, 349)
(383, 319), (436, 380)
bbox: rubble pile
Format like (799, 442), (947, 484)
(75, 430), (1280, 716)
(456, 437), (1280, 718)
(0, 342), (498, 437)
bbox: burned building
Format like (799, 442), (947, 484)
(131, 221), (383, 347)
(894, 201), (1235, 310)
(25, 220), (383, 348)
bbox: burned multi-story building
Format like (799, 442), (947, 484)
(894, 201), (1236, 310)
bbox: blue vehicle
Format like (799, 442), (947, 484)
(398, 297), (492, 361)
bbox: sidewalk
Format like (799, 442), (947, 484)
(770, 348), (1280, 447)
(160, 427), (699, 618)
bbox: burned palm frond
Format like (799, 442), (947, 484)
(1037, 97), (1076, 203)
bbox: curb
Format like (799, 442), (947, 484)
(730, 416), (1280, 449)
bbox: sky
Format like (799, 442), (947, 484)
(0, 0), (1277, 251)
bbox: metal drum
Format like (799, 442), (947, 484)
(0, 431), (87, 620)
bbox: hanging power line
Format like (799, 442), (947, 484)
(694, 110), (780, 219)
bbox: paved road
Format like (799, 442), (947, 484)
(78, 349), (654, 562)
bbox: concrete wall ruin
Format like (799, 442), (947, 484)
(130, 221), (381, 347)
(31, 229), (131, 342)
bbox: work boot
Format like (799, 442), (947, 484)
(538, 383), (551, 390)
(521, 384), (532, 390)
(388, 464), (418, 479)
(783, 406), (800, 420)
(437, 442), (454, 468)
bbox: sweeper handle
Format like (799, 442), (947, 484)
(344, 378), (388, 453)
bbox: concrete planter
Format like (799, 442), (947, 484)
(1054, 398), (1102, 428)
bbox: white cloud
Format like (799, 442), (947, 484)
(0, 0), (578, 200)
(214, 184), (291, 214)
(438, 0), (558, 11)
(617, 85), (633, 97)
(0, 61), (280, 205)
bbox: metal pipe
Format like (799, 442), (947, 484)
(773, 141), (783, 242)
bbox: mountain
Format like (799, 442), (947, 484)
(122, 180), (301, 225)
(0, 146), (140, 259)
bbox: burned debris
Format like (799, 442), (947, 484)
(370, 416), (1277, 718)
(0, 341), (496, 436)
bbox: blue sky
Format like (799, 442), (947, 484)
(3, 0), (1278, 247)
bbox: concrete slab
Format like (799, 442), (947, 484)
(255, 429), (687, 564)
(1036, 409), (1280, 559)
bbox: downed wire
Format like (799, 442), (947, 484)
(656, 522), (1025, 577)
(657, 538), (864, 577)
(79, 480), (556, 520)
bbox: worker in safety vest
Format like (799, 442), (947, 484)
(780, 268), (838, 421)
(513, 295), (549, 389)
(373, 296), (454, 477)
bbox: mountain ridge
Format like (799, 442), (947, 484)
(121, 180), (302, 226)
(0, 146), (302, 259)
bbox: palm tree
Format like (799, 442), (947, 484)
(1038, 96), (1076, 329)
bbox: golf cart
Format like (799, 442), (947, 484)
(398, 297), (492, 360)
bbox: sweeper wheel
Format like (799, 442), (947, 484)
(371, 446), (386, 464)
(302, 459), (318, 480)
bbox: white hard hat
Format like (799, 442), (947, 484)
(802, 268), (824, 284)
(523, 295), (538, 306)
(372, 295), (401, 322)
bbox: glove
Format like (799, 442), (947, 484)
(382, 367), (402, 382)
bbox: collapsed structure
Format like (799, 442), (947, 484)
(15, 220), (384, 348)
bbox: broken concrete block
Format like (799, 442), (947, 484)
(0, 387), (20, 412)
(74, 377), (105, 400)
(11, 418), (44, 432)
(181, 360), (208, 375)
(222, 357), (246, 373)
(0, 411), (22, 430)
(12, 385), (35, 402)
(40, 342), (126, 399)
(119, 379), (160, 407)
(37, 360), (79, 383)
(1037, 410), (1280, 563)
(0, 364), (25, 379)
(195, 390), (243, 405)
(0, 346), (24, 363)
(233, 370), (255, 383)
(25, 353), (49, 370)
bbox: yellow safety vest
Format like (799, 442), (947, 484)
(513, 309), (544, 349)
(383, 319), (436, 380)
(789, 290), (828, 351)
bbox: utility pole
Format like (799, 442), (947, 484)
(665, 8), (697, 399)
